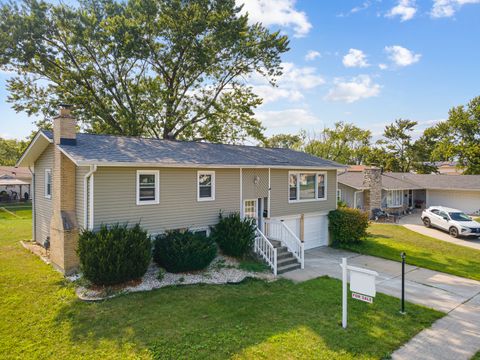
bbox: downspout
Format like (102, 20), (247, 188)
(84, 165), (97, 230)
(268, 168), (271, 218)
(239, 168), (243, 218)
(28, 166), (35, 242)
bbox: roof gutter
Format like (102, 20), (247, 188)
(84, 165), (97, 230)
(68, 160), (343, 170)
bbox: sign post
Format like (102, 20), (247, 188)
(342, 258), (348, 328)
(400, 252), (406, 314)
(340, 257), (378, 329)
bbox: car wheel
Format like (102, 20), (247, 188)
(449, 227), (459, 238)
(423, 217), (431, 228)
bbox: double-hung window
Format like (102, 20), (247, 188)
(136, 170), (159, 205)
(288, 172), (327, 202)
(197, 171), (215, 201)
(45, 168), (52, 199)
(386, 190), (403, 207)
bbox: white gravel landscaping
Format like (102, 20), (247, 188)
(75, 255), (275, 301)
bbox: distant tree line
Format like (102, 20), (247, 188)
(264, 96), (480, 175)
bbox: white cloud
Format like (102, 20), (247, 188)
(325, 75), (381, 103)
(431, 0), (480, 18)
(238, 0), (312, 37)
(385, 45), (421, 66)
(378, 63), (388, 70)
(256, 108), (319, 130)
(305, 50), (321, 61)
(342, 49), (369, 68)
(386, 0), (417, 21)
(250, 62), (325, 104)
(338, 1), (373, 17)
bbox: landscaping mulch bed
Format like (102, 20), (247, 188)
(74, 255), (275, 301)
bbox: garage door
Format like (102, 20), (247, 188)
(275, 214), (329, 250)
(427, 190), (480, 215)
(303, 214), (329, 249)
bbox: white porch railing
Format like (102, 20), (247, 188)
(264, 219), (304, 269)
(254, 228), (277, 276)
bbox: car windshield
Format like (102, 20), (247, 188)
(449, 212), (471, 221)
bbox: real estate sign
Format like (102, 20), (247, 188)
(340, 258), (378, 328)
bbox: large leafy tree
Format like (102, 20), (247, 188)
(0, 0), (289, 143)
(263, 133), (305, 150)
(371, 119), (418, 172)
(0, 138), (28, 166)
(422, 96), (480, 174)
(304, 122), (372, 165)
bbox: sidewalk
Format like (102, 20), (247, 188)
(282, 247), (480, 359)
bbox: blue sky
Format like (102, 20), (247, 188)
(1, 0), (480, 140)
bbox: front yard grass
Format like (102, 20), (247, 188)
(339, 224), (480, 281)
(0, 210), (442, 359)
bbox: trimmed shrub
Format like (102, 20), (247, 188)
(210, 212), (256, 258)
(77, 223), (152, 286)
(153, 230), (216, 273)
(328, 208), (369, 245)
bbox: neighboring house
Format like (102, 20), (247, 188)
(427, 161), (464, 175)
(338, 168), (480, 216)
(0, 166), (31, 202)
(17, 106), (344, 274)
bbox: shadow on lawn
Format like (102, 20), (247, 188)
(54, 277), (441, 359)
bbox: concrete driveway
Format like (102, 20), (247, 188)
(399, 214), (480, 250)
(282, 247), (480, 360)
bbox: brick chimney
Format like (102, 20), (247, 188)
(363, 167), (382, 217)
(49, 104), (79, 274)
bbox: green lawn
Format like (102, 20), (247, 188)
(0, 210), (442, 359)
(339, 224), (480, 281)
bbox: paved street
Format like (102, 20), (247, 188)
(282, 247), (480, 359)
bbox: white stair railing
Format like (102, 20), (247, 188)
(254, 228), (277, 276)
(264, 219), (304, 269)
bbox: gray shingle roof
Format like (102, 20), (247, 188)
(42, 131), (344, 168)
(387, 172), (480, 191)
(338, 171), (480, 191)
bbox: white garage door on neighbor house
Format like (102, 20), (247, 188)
(427, 190), (480, 215)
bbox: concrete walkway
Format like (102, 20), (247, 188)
(282, 247), (480, 359)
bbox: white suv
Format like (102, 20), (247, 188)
(421, 206), (480, 238)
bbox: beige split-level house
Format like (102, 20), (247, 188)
(17, 106), (344, 275)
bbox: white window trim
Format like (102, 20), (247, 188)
(337, 188), (342, 201)
(197, 170), (215, 202)
(136, 170), (160, 206)
(44, 168), (52, 199)
(288, 171), (328, 203)
(387, 189), (403, 208)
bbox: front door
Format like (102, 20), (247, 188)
(244, 199), (258, 226)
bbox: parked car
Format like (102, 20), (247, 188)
(421, 206), (480, 238)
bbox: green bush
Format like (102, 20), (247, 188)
(210, 212), (256, 258)
(328, 208), (369, 245)
(77, 223), (152, 285)
(153, 230), (217, 273)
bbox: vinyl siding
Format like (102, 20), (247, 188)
(34, 144), (54, 244)
(242, 168), (269, 200)
(270, 169), (337, 217)
(93, 167), (241, 233)
(338, 183), (364, 209)
(76, 166), (89, 229)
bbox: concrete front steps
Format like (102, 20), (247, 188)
(269, 239), (301, 274)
